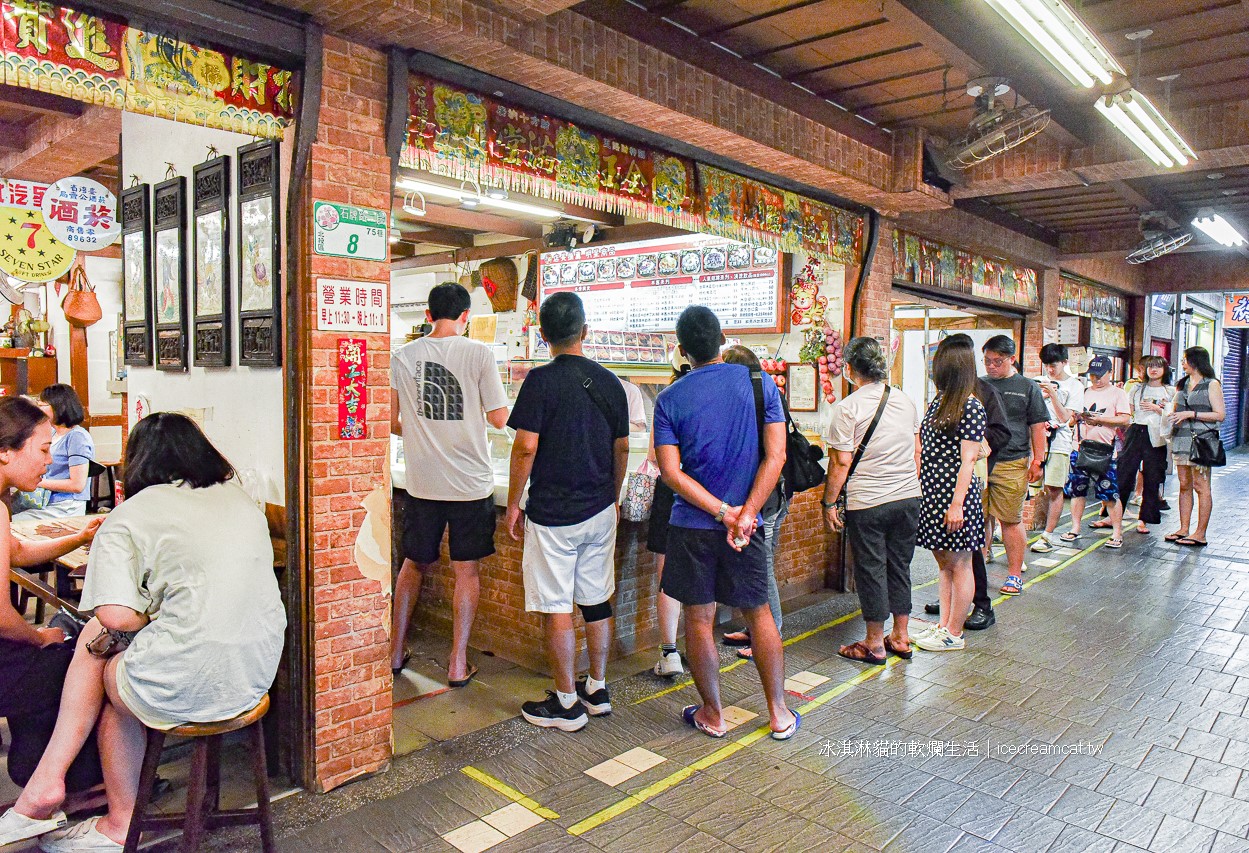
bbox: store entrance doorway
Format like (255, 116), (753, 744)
(890, 291), (1024, 410)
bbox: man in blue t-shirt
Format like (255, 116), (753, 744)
(653, 306), (798, 741)
(506, 292), (629, 733)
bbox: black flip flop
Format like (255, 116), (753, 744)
(838, 642), (886, 666)
(884, 636), (913, 660)
(1176, 537), (1208, 548)
(448, 664), (479, 688)
(721, 630), (752, 648)
(391, 650), (411, 676)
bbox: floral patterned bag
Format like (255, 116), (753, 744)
(621, 460), (659, 522)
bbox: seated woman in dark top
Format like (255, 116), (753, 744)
(0, 398), (104, 840)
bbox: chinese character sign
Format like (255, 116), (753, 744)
(338, 338), (368, 441)
(0, 178), (76, 282)
(1225, 294), (1249, 329)
(316, 277), (389, 333)
(40, 176), (119, 251)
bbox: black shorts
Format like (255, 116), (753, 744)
(646, 479), (676, 555)
(661, 525), (768, 608)
(397, 491), (497, 564)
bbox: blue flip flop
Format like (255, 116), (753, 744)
(771, 709), (801, 741)
(681, 704), (726, 738)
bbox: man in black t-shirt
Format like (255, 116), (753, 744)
(506, 293), (629, 732)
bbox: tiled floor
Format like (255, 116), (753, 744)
(22, 453), (1249, 852)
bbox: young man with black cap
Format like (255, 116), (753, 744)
(1062, 354), (1130, 548)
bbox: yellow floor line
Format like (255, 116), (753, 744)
(570, 521), (1108, 836)
(460, 766), (559, 820)
(633, 509), (1099, 706)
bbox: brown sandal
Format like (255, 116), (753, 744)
(884, 636), (913, 660)
(838, 641), (886, 666)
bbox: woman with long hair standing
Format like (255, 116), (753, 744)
(913, 338), (987, 652)
(1119, 355), (1173, 535)
(1167, 346), (1225, 547)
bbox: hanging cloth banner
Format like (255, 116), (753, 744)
(401, 74), (864, 266)
(0, 1), (295, 138)
(892, 230), (1039, 310)
(404, 75), (700, 230)
(697, 164), (863, 265)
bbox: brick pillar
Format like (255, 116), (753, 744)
(856, 219), (896, 340)
(1025, 268), (1061, 378)
(304, 35), (394, 793)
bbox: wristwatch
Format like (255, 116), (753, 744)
(821, 497), (839, 509)
(714, 501), (729, 523)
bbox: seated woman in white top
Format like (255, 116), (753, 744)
(14, 385), (94, 519)
(0, 413), (286, 852)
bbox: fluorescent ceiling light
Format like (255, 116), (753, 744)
(1192, 212), (1246, 247)
(1095, 89), (1196, 169)
(395, 177), (596, 222)
(982, 0), (1124, 88)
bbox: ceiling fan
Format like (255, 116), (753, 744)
(945, 77), (1051, 170)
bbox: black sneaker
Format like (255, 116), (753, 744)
(924, 602), (940, 615)
(576, 678), (612, 716)
(521, 691), (588, 732)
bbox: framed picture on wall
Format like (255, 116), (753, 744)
(152, 176), (188, 371)
(121, 184), (152, 366)
(193, 156), (231, 367)
(236, 140), (281, 367)
(786, 362), (818, 412)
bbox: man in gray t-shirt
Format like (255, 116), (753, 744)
(981, 335), (1048, 598)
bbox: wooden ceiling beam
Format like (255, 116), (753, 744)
(0, 121), (26, 152)
(818, 64), (948, 98)
(785, 43), (923, 82)
(0, 85), (84, 117)
(740, 18), (888, 62)
(391, 222), (689, 271)
(396, 227), (474, 248)
(698, 0), (825, 38)
(393, 203), (545, 240)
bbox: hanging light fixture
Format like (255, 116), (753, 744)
(1094, 90), (1194, 168)
(981, 0), (1124, 88)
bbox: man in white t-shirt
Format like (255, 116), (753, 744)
(1031, 343), (1085, 553)
(390, 282), (508, 686)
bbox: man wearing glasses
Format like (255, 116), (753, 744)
(981, 335), (1049, 600)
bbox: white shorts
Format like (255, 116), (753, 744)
(523, 503), (617, 613)
(15, 499), (87, 520)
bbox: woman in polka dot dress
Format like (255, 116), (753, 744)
(914, 337), (987, 653)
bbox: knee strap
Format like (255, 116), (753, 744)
(578, 601), (613, 623)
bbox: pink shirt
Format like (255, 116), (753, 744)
(1079, 384), (1130, 445)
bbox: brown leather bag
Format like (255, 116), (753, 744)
(62, 265), (102, 328)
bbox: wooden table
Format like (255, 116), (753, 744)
(10, 514), (95, 578)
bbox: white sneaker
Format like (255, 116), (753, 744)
(654, 651), (683, 678)
(911, 622), (941, 641)
(1020, 561), (1028, 574)
(913, 626), (965, 652)
(38, 817), (123, 852)
(1031, 536), (1054, 553)
(0, 808), (67, 846)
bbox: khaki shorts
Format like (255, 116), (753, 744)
(1043, 451), (1070, 489)
(984, 456), (1029, 524)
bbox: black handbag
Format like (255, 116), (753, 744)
(1075, 439), (1114, 476)
(750, 369), (825, 499)
(1191, 429), (1227, 467)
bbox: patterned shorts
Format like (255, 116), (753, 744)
(1063, 450), (1119, 502)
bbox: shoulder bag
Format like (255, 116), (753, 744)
(62, 264), (102, 328)
(1074, 420), (1113, 476)
(1191, 427), (1227, 467)
(833, 385), (891, 514)
(749, 368), (826, 499)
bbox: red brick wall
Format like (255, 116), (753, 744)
(404, 494), (832, 673)
(856, 220), (897, 341)
(305, 36), (394, 794)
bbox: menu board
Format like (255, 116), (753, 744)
(539, 234), (783, 333)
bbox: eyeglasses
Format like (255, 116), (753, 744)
(983, 355), (1012, 367)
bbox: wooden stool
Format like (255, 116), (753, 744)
(123, 694), (274, 853)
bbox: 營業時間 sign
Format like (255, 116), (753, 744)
(317, 278), (389, 333)
(539, 234), (782, 333)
